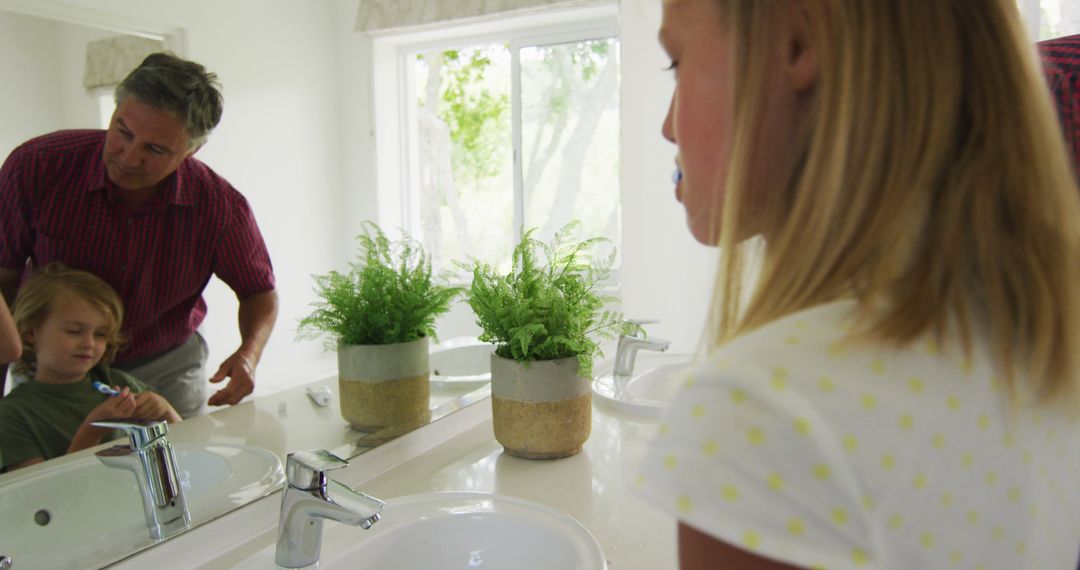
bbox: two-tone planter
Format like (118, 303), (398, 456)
(337, 337), (431, 438)
(490, 354), (591, 460)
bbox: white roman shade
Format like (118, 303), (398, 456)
(83, 35), (165, 91)
(355, 0), (613, 33)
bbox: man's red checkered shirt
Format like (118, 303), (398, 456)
(0, 130), (276, 363)
(1039, 34), (1080, 178)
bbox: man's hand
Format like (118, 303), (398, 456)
(208, 289), (277, 407)
(207, 350), (255, 406)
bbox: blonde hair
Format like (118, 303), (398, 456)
(12, 263), (127, 376)
(706, 1), (1080, 405)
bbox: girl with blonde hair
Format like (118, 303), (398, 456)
(0, 263), (179, 472)
(640, 1), (1080, 568)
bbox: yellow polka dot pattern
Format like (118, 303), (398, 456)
(663, 455), (677, 470)
(743, 529), (761, 549)
(788, 518), (805, 536)
(637, 300), (1080, 570)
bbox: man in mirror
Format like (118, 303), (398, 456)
(0, 52), (278, 417)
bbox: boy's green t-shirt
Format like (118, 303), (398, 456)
(0, 367), (148, 470)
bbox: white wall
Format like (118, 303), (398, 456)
(0, 13), (130, 154)
(0, 13), (64, 159)
(616, 0), (715, 353)
(55, 23), (113, 129)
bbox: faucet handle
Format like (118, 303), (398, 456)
(91, 417), (168, 450)
(626, 318), (660, 326)
(621, 318), (659, 339)
(286, 449), (349, 490)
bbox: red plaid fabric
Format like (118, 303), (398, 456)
(0, 130), (275, 363)
(1039, 34), (1080, 178)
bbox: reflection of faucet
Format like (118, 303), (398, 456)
(275, 449), (385, 569)
(92, 418), (191, 540)
(613, 320), (671, 379)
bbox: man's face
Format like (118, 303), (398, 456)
(102, 97), (193, 192)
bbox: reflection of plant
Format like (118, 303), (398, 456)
(298, 222), (464, 347)
(466, 221), (629, 377)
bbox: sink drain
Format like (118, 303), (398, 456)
(34, 509), (51, 526)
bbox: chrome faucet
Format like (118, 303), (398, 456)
(613, 319), (671, 379)
(92, 418), (191, 540)
(275, 449), (385, 569)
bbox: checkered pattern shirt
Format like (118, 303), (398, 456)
(1039, 34), (1080, 178)
(0, 130), (275, 363)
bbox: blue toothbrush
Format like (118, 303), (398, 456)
(92, 380), (121, 397)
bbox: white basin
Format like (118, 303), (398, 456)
(430, 337), (496, 389)
(593, 352), (694, 419)
(0, 442), (284, 569)
(235, 492), (606, 569)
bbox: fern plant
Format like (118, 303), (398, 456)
(298, 222), (463, 347)
(466, 221), (630, 378)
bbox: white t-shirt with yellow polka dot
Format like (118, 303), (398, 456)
(638, 300), (1080, 569)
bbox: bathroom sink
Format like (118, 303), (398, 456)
(234, 492), (606, 569)
(0, 442), (283, 569)
(593, 352), (694, 419)
(430, 337), (496, 390)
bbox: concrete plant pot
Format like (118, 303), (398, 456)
(337, 337), (430, 437)
(490, 353), (591, 460)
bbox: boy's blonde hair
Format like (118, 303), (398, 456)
(12, 263), (127, 376)
(706, 1), (1080, 405)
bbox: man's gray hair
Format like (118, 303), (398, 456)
(115, 52), (223, 149)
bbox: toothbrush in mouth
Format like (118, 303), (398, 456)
(93, 380), (121, 397)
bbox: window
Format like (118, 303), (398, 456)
(95, 89), (114, 129)
(374, 7), (620, 275)
(1018, 0), (1080, 40)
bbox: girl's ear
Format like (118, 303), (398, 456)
(784, 1), (819, 93)
(21, 330), (34, 346)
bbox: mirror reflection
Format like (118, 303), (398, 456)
(0, 1), (492, 567)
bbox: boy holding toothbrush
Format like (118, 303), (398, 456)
(0, 263), (179, 472)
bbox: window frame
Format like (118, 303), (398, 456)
(371, 5), (620, 255)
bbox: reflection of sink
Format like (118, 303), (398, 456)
(235, 492), (606, 569)
(593, 353), (694, 419)
(430, 337), (496, 389)
(0, 443), (283, 569)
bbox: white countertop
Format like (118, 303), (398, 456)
(110, 374), (679, 569)
(165, 374), (479, 460)
(354, 399), (679, 569)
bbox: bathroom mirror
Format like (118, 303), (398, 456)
(0, 0), (493, 566)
